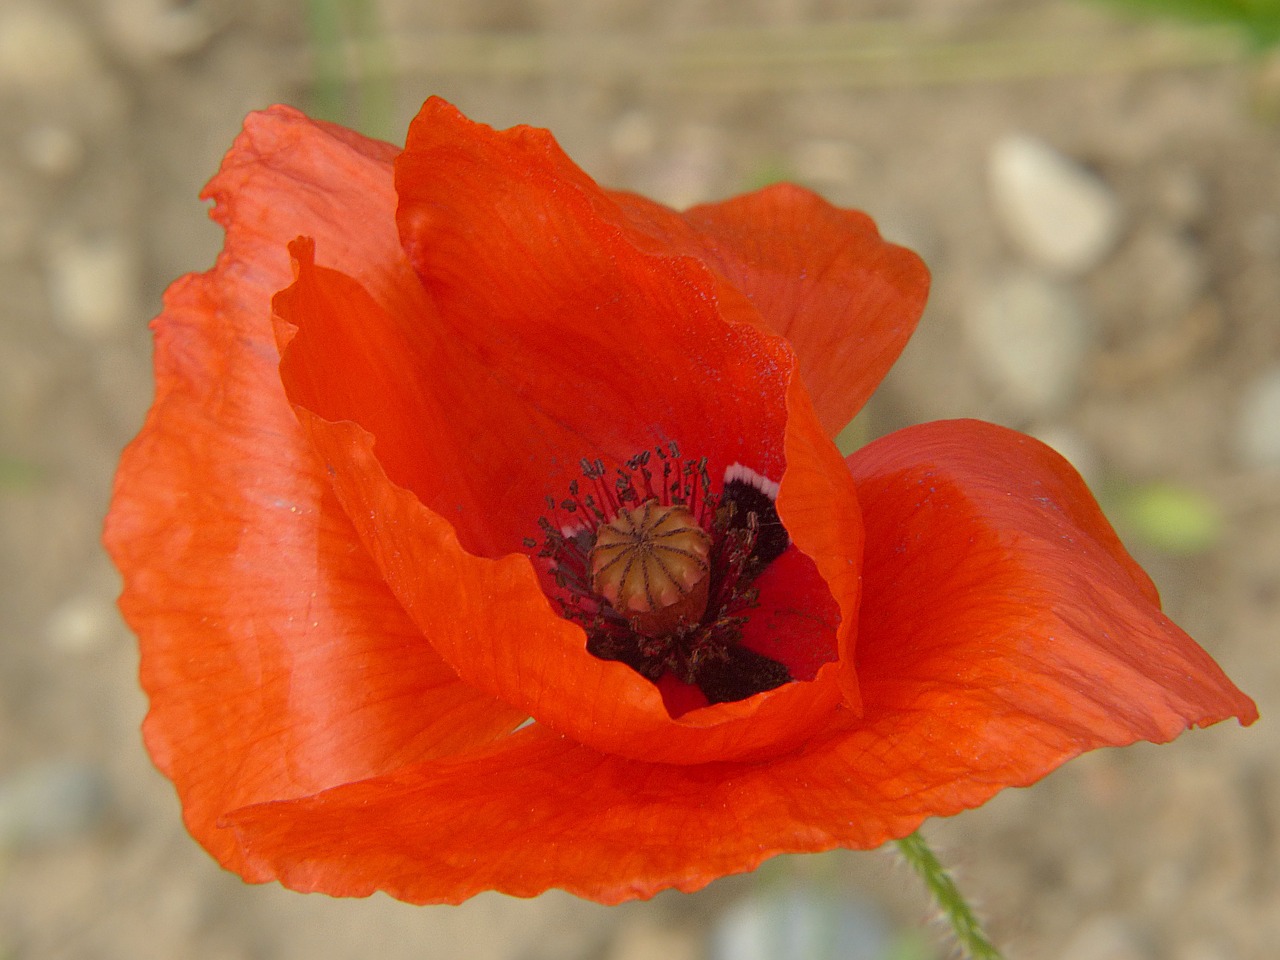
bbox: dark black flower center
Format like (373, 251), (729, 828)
(525, 444), (793, 706)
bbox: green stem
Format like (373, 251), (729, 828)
(894, 830), (1004, 960)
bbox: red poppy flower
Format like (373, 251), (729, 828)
(104, 97), (1257, 905)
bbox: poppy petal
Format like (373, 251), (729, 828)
(395, 100), (868, 699)
(611, 185), (931, 435)
(221, 420), (1255, 907)
(390, 98), (796, 540)
(846, 419), (1257, 745)
(267, 102), (866, 762)
(103, 106), (526, 876)
(737, 546), (841, 684)
(224, 724), (864, 905)
(288, 399), (848, 766)
(110, 96), (1254, 909)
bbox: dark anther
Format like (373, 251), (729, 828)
(721, 477), (789, 566)
(695, 646), (793, 704)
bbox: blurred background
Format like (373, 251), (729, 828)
(1, 0), (1277, 957)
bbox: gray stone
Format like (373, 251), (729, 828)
(0, 760), (110, 850)
(989, 133), (1122, 275)
(965, 270), (1093, 417)
(1234, 366), (1280, 468)
(21, 124), (85, 179)
(711, 889), (891, 960)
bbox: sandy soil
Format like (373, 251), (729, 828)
(1, 1), (1276, 958)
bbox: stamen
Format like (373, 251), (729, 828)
(590, 500), (712, 636)
(530, 447), (797, 709)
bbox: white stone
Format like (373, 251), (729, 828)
(965, 271), (1093, 417)
(46, 593), (115, 653)
(1234, 366), (1280, 467)
(45, 233), (139, 339)
(0, 5), (100, 89)
(102, 0), (217, 65)
(989, 133), (1122, 275)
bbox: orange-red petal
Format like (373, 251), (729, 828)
(110, 97), (1253, 909)
(217, 420), (1254, 906)
(269, 101), (866, 762)
(103, 106), (526, 877)
(223, 724), (878, 905)
(282, 389), (848, 765)
(848, 420), (1257, 746)
(611, 185), (930, 435)
(392, 98), (797, 538)
(736, 546), (841, 683)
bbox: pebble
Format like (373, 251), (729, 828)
(1233, 366), (1280, 468)
(45, 232), (139, 339)
(0, 4), (101, 89)
(989, 133), (1122, 275)
(1058, 915), (1153, 960)
(964, 270), (1092, 418)
(710, 888), (891, 960)
(46, 593), (116, 653)
(606, 916), (700, 960)
(101, 0), (218, 65)
(0, 760), (111, 850)
(20, 124), (85, 179)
